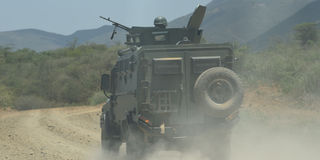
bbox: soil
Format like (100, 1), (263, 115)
(0, 106), (101, 160)
(0, 87), (319, 160)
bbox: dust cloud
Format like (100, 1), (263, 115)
(91, 143), (213, 160)
(230, 108), (320, 160)
(91, 107), (320, 160)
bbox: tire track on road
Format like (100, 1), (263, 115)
(0, 106), (101, 160)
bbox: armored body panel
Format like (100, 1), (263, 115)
(110, 44), (234, 122)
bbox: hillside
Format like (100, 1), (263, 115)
(0, 25), (125, 51)
(0, 0), (317, 51)
(0, 29), (67, 51)
(249, 0), (320, 50)
(169, 0), (314, 44)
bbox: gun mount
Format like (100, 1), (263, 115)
(100, 5), (206, 46)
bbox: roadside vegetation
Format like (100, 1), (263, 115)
(236, 42), (320, 95)
(236, 23), (320, 108)
(0, 23), (318, 110)
(0, 44), (120, 109)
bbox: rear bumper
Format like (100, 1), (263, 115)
(138, 115), (239, 144)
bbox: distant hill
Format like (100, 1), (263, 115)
(0, 29), (67, 51)
(249, 0), (320, 50)
(0, 0), (317, 51)
(68, 26), (125, 46)
(0, 25), (125, 51)
(170, 0), (314, 44)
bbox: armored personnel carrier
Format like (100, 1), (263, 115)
(100, 5), (243, 160)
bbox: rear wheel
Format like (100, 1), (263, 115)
(101, 111), (121, 153)
(195, 119), (232, 160)
(126, 123), (146, 160)
(203, 128), (231, 160)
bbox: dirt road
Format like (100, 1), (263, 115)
(0, 106), (101, 160)
(1, 87), (320, 160)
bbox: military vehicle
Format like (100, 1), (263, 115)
(100, 5), (243, 160)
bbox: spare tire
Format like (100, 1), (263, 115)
(193, 67), (243, 118)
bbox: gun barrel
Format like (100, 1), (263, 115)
(99, 16), (131, 32)
(99, 16), (109, 21)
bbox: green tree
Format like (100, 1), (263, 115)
(294, 23), (318, 46)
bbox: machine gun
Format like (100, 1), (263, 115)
(100, 16), (131, 40)
(99, 5), (206, 44)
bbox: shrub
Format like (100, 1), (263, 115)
(0, 86), (13, 108)
(0, 44), (120, 108)
(294, 23), (318, 46)
(236, 43), (320, 98)
(88, 92), (107, 105)
(13, 96), (52, 110)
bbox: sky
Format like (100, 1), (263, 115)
(0, 0), (212, 35)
